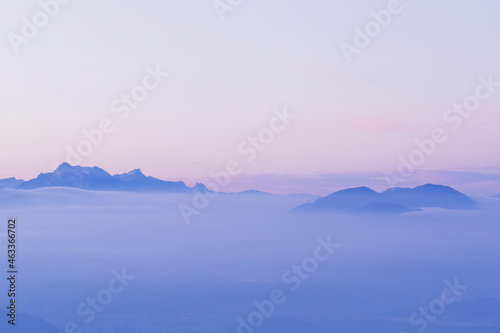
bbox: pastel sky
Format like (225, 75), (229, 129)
(1, 0), (499, 194)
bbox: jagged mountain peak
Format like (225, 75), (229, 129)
(115, 168), (146, 179)
(16, 164), (191, 193)
(54, 163), (110, 176)
(127, 168), (144, 176)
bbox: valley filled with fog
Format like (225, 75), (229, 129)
(1, 187), (499, 332)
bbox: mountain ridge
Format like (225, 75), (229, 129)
(0, 165), (484, 207)
(15, 163), (191, 193)
(291, 184), (477, 214)
(0, 177), (25, 189)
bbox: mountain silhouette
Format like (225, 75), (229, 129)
(292, 184), (476, 214)
(293, 187), (381, 212)
(0, 166), (483, 208)
(16, 163), (190, 192)
(0, 177), (24, 189)
(381, 184), (477, 210)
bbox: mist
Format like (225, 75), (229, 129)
(1, 188), (499, 332)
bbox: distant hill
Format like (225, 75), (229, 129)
(381, 184), (477, 210)
(15, 163), (190, 192)
(291, 184), (476, 214)
(294, 187), (381, 212)
(0, 177), (24, 189)
(235, 190), (274, 196)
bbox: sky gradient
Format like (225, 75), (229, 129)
(1, 0), (499, 195)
